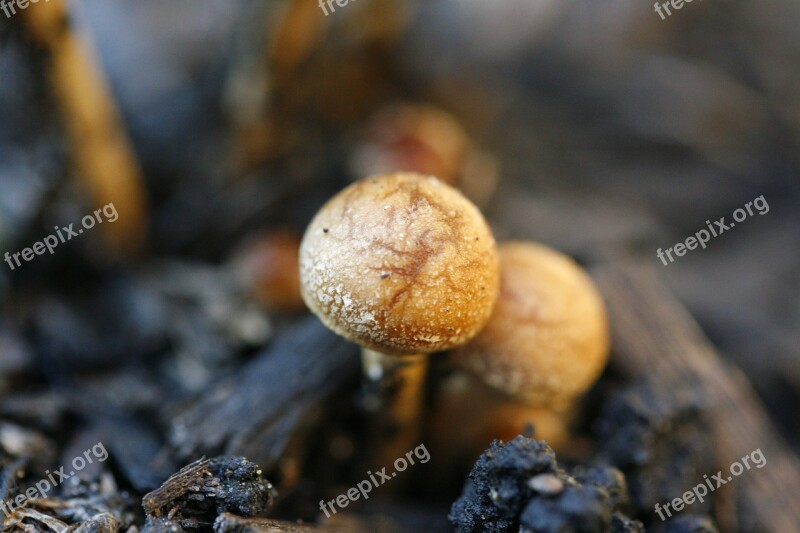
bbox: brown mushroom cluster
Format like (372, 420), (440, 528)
(299, 171), (610, 460)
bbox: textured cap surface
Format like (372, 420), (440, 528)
(299, 173), (500, 355)
(453, 242), (609, 405)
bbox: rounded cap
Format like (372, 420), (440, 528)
(299, 173), (500, 355)
(352, 104), (470, 187)
(452, 242), (609, 406)
(231, 230), (304, 313)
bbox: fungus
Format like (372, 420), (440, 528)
(352, 104), (470, 187)
(232, 230), (305, 313)
(351, 104), (499, 206)
(452, 241), (609, 408)
(299, 172), (500, 451)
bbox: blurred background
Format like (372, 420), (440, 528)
(0, 0), (798, 529)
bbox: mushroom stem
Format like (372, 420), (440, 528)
(360, 349), (428, 462)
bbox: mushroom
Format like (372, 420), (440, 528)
(351, 104), (499, 206)
(231, 230), (305, 313)
(452, 241), (610, 409)
(351, 105), (469, 187)
(299, 172), (500, 456)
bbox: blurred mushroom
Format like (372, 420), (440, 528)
(231, 230), (305, 314)
(299, 172), (500, 460)
(351, 104), (499, 206)
(453, 242), (610, 409)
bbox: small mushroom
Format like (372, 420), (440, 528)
(351, 104), (499, 206)
(299, 172), (500, 456)
(452, 241), (610, 408)
(231, 230), (305, 313)
(352, 104), (470, 187)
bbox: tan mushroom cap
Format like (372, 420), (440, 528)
(299, 173), (500, 356)
(453, 242), (609, 406)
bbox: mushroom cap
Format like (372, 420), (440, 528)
(299, 173), (500, 355)
(452, 242), (609, 406)
(352, 104), (470, 188)
(231, 230), (304, 313)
